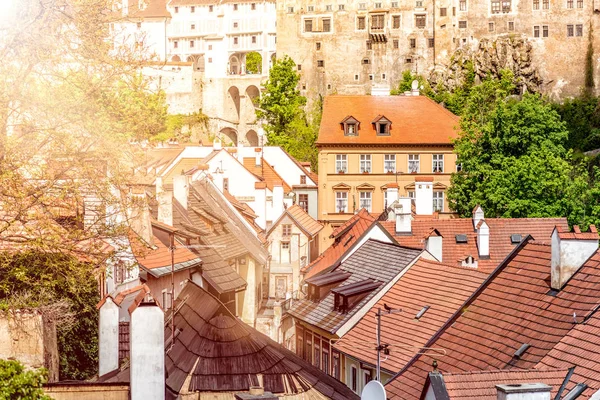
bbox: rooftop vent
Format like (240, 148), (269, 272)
(415, 305), (430, 320)
(513, 343), (530, 359)
(511, 234), (522, 244)
(455, 234), (468, 243)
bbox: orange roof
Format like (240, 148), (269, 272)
(380, 217), (568, 273)
(243, 158), (292, 193)
(122, 0), (171, 18)
(317, 96), (459, 146)
(335, 259), (486, 374)
(302, 209), (375, 278)
(268, 205), (323, 239)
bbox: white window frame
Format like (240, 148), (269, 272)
(433, 154), (444, 173)
(408, 190), (415, 199)
(433, 191), (444, 212)
(360, 154), (372, 173)
(408, 154), (420, 173)
(336, 154), (347, 173)
(384, 154), (396, 173)
(359, 191), (372, 212)
(336, 191), (348, 213)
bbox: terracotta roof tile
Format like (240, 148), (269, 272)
(269, 204), (323, 238)
(334, 259), (486, 374)
(385, 242), (600, 399)
(243, 158), (292, 193)
(317, 96), (459, 146)
(302, 209), (376, 278)
(121, 0), (171, 18)
(289, 240), (422, 334)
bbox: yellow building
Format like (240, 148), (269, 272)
(317, 94), (460, 244)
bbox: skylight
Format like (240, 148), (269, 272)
(415, 305), (430, 320)
(455, 234), (468, 243)
(510, 234), (522, 244)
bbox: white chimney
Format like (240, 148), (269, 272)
(395, 197), (412, 234)
(415, 179), (433, 215)
(386, 184), (399, 208)
(130, 302), (165, 400)
(173, 174), (189, 210)
(157, 190), (173, 226)
(255, 148), (262, 166)
(98, 297), (119, 377)
(477, 220), (490, 259)
(254, 182), (267, 229)
(496, 383), (551, 400)
(272, 183), (284, 221)
(551, 225), (599, 290)
(473, 205), (485, 231)
(426, 230), (443, 262)
(213, 138), (222, 150)
(411, 80), (420, 96)
(128, 191), (153, 245)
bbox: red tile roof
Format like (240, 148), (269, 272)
(555, 225), (599, 240)
(122, 0), (171, 18)
(380, 217), (567, 273)
(268, 204), (323, 239)
(302, 209), (376, 278)
(243, 158), (292, 193)
(385, 241), (600, 399)
(334, 259), (486, 375)
(317, 96), (459, 146)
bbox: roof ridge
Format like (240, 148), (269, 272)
(442, 367), (570, 377)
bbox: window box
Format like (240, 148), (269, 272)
(338, 170), (345, 174)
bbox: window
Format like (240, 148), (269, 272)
(459, 0), (467, 10)
(453, 6), (456, 14)
(372, 14), (384, 29)
(363, 370), (372, 386)
(233, 3), (238, 10)
(300, 175), (307, 185)
(459, 20), (467, 28)
(489, 22), (495, 32)
(366, 40), (373, 50)
(357, 16), (366, 30)
(543, 0), (549, 8)
(502, 0), (511, 11)
(252, 36), (256, 43)
(408, 190), (415, 198)
(351, 366), (358, 392)
(174, 6), (179, 12)
(376, 120), (390, 135)
(322, 350), (329, 374)
(533, 0), (540, 8)
(191, 24), (195, 30)
(209, 5), (213, 11)
(577, 0), (583, 7)
(410, 38), (416, 48)
(567, 24), (574, 36)
(208, 44), (213, 50)
(233, 21), (238, 28)
(543, 25), (549, 37)
(382, 73), (386, 80)
(336, 192), (348, 213)
(288, 6), (294, 12)
(317, 60), (324, 67)
(333, 352), (341, 379)
(440, 7), (447, 15)
(298, 64), (302, 71)
(282, 242), (290, 250)
(508, 21), (515, 31)
(336, 154), (347, 173)
(416, 0), (424, 6)
(360, 154), (372, 173)
(233, 37), (238, 45)
(405, 57), (413, 63)
(393, 39), (399, 48)
(299, 194), (309, 212)
(393, 15), (401, 28)
(208, 57), (212, 63)
(415, 14), (426, 28)
(534, 25), (540, 37)
(282, 224), (292, 236)
(339, 4), (345, 10)
(433, 154), (444, 172)
(384, 154), (396, 173)
(307, 5), (314, 11)
(359, 192), (372, 212)
(354, 74), (360, 81)
(567, 0), (574, 6)
(326, 4), (332, 10)
(359, 2), (367, 9)
(492, 0), (501, 13)
(322, 18), (331, 32)
(362, 58), (370, 65)
(190, 40), (195, 48)
(408, 154), (420, 173)
(305, 19), (313, 32)
(114, 261), (128, 285)
(369, 74), (374, 81)
(136, 22), (141, 28)
(375, 2), (382, 8)
(433, 192), (444, 212)
(576, 24), (583, 36)
(251, 3), (256, 10)
(191, 5), (195, 12)
(392, 1), (399, 6)
(429, 38), (435, 47)
(316, 42), (321, 50)
(456, 163), (463, 172)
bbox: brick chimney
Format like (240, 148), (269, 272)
(496, 383), (551, 400)
(394, 197), (412, 234)
(551, 225), (599, 290)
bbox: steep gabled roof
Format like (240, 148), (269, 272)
(267, 204), (323, 239)
(242, 158), (292, 193)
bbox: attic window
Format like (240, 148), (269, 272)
(372, 115), (391, 136)
(332, 279), (380, 313)
(415, 305), (430, 320)
(513, 343), (530, 359)
(341, 116), (360, 136)
(510, 234), (522, 244)
(455, 234), (468, 243)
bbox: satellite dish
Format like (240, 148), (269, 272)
(362, 380), (387, 400)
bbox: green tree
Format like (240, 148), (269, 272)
(448, 71), (600, 227)
(245, 52), (262, 74)
(0, 252), (100, 381)
(0, 359), (50, 400)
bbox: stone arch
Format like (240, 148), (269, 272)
(246, 130), (259, 147)
(246, 85), (260, 105)
(229, 54), (241, 75)
(224, 86), (241, 122)
(245, 51), (262, 74)
(270, 53), (276, 67)
(219, 128), (238, 146)
(171, 55), (181, 62)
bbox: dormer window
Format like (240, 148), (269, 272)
(341, 116), (360, 136)
(372, 115), (391, 136)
